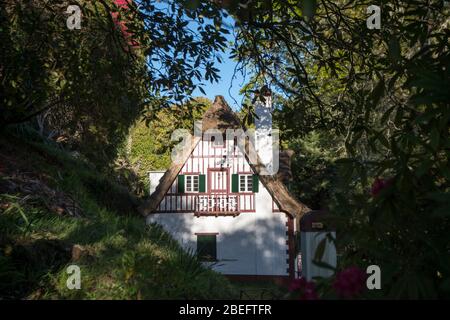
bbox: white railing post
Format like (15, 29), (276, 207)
(194, 193), (239, 214)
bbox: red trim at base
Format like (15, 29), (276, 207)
(287, 216), (295, 279)
(225, 274), (291, 287)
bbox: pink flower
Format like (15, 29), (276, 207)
(114, 0), (130, 7)
(333, 266), (367, 299)
(289, 277), (307, 292)
(370, 177), (393, 197)
(289, 277), (319, 300)
(111, 0), (139, 48)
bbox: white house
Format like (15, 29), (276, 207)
(140, 95), (310, 283)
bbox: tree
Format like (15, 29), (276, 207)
(121, 97), (211, 195)
(226, 0), (450, 298)
(1, 0), (228, 166)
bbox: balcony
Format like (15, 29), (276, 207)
(195, 193), (240, 216)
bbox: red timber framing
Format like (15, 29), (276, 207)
(140, 95), (309, 221)
(225, 275), (291, 288)
(286, 216), (295, 279)
(208, 168), (229, 193)
(154, 137), (257, 215)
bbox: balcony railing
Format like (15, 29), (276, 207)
(195, 193), (240, 216)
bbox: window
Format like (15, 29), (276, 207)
(178, 174), (205, 193)
(196, 234), (217, 261)
(186, 175), (199, 192)
(239, 174), (253, 192)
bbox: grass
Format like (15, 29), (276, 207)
(229, 280), (289, 300)
(0, 130), (237, 299)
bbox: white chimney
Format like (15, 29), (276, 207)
(255, 88), (277, 175)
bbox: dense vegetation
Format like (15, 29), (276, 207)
(121, 97), (212, 195)
(1, 0), (226, 166)
(230, 0), (450, 298)
(0, 0), (232, 299)
(0, 129), (236, 299)
(1, 0), (449, 299)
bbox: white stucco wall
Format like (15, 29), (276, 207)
(148, 171), (165, 195)
(147, 181), (290, 276)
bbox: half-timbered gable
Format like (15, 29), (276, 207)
(154, 131), (259, 215)
(141, 95), (310, 281)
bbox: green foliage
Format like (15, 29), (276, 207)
(123, 97), (211, 192)
(1, 0), (147, 166)
(1, 0), (229, 167)
(0, 0), (230, 298)
(232, 0), (450, 298)
(0, 198), (236, 299)
(278, 128), (345, 209)
(0, 132), (237, 299)
(231, 280), (289, 300)
(2, 0), (448, 300)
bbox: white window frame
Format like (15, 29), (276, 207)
(239, 174), (253, 192)
(186, 175), (199, 192)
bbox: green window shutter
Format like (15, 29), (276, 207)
(177, 175), (185, 193)
(231, 174), (239, 193)
(252, 174), (259, 193)
(199, 174), (206, 192)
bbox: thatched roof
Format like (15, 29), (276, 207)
(201, 95), (241, 132)
(138, 96), (310, 218)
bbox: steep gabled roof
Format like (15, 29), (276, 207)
(138, 96), (310, 218)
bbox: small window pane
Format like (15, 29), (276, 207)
(193, 175), (199, 191)
(238, 174), (253, 192)
(186, 176), (192, 192)
(197, 235), (217, 261)
(239, 175), (246, 192)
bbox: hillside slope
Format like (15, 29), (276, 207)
(0, 129), (237, 299)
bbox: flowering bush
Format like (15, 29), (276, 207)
(332, 267), (367, 299)
(370, 177), (393, 197)
(288, 266), (368, 300)
(288, 277), (319, 300)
